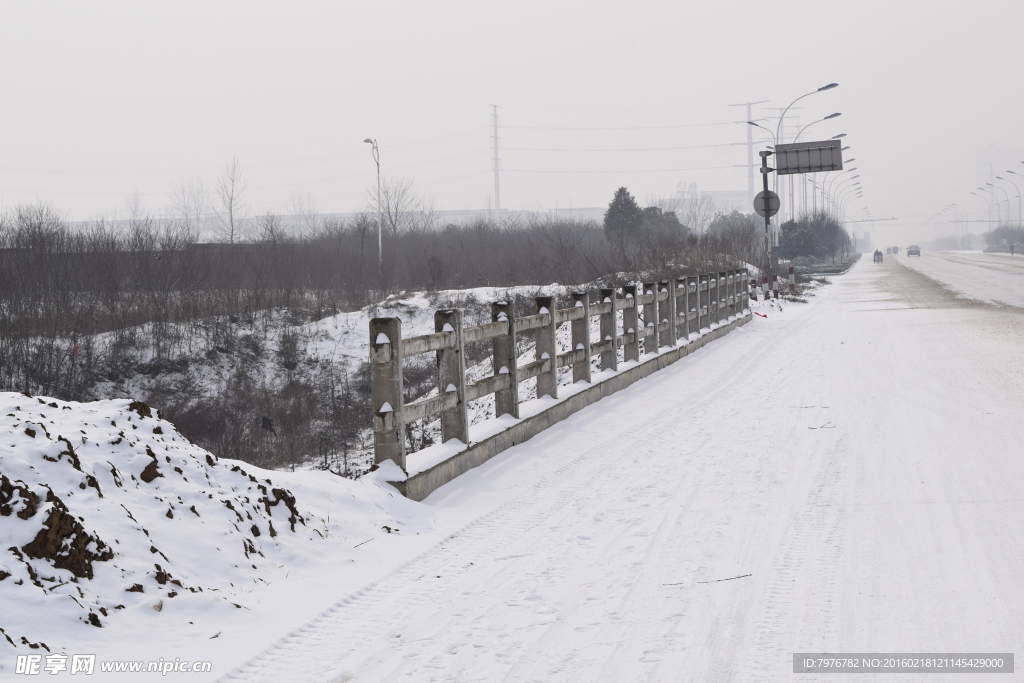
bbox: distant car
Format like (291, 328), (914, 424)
(885, 247), (893, 255)
(907, 245), (921, 256)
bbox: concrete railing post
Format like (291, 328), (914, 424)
(491, 301), (519, 419)
(599, 287), (618, 372)
(642, 281), (658, 353)
(789, 265), (796, 293)
(729, 270), (737, 317)
(740, 269), (750, 311)
(699, 274), (709, 331)
(708, 274), (718, 325)
(718, 271), (728, 322)
(571, 291), (592, 384)
(658, 280), (676, 347)
(534, 295), (558, 400)
(674, 277), (687, 341)
(772, 274), (779, 299)
(435, 309), (469, 444)
(621, 284), (639, 362)
(370, 317), (406, 470)
(686, 275), (698, 340)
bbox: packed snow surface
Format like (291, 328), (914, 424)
(4, 258), (1024, 681)
(897, 249), (1024, 308)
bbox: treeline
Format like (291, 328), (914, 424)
(778, 210), (853, 261)
(0, 196), (760, 472)
(984, 224), (1023, 247)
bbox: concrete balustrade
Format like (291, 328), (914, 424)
(370, 273), (753, 499)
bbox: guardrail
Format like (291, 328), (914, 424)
(370, 268), (752, 499)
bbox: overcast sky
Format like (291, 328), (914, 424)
(2, 0), (1022, 244)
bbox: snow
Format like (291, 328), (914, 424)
(373, 333), (390, 345)
(0, 396), (438, 676)
(896, 250), (1024, 308)
(7, 259), (1024, 681)
(217, 259), (1023, 682)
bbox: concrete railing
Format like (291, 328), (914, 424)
(370, 268), (752, 500)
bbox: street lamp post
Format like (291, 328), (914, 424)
(364, 138), (383, 269)
(1000, 172), (1023, 226)
(987, 182), (1011, 227)
(832, 175), (860, 213)
(970, 191), (994, 232)
(769, 83), (838, 229)
(820, 158), (854, 214)
(791, 113), (841, 214)
(979, 186), (1002, 227)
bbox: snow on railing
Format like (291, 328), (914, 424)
(369, 269), (750, 477)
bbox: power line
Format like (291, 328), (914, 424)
(503, 164), (742, 174)
(503, 121), (744, 131)
(502, 143), (742, 152)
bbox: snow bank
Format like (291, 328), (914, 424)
(0, 392), (430, 655)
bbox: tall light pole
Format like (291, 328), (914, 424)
(817, 136), (848, 214)
(774, 84), (837, 225)
(820, 158), (854, 213)
(364, 138), (382, 268)
(987, 182), (1010, 226)
(970, 191), (993, 233)
(827, 170), (858, 213)
(979, 185), (1002, 227)
(791, 113), (841, 214)
(999, 173), (1022, 226)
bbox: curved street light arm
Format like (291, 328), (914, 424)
(997, 175), (1022, 225)
(774, 83), (838, 143)
(827, 167), (857, 196)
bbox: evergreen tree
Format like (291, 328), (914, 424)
(603, 187), (642, 241)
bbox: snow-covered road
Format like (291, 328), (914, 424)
(225, 260), (1024, 683)
(898, 250), (1024, 308)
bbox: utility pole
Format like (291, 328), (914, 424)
(729, 100), (768, 207)
(492, 104), (501, 224)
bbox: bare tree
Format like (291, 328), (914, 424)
(650, 191), (719, 234)
(368, 176), (420, 237)
(171, 176), (210, 237)
(215, 159), (248, 244)
(289, 190), (320, 238)
(255, 210), (287, 243)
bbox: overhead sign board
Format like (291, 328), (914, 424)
(774, 139), (843, 175)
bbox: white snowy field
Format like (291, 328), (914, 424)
(222, 260), (1024, 682)
(896, 249), (1024, 308)
(5, 259), (1024, 681)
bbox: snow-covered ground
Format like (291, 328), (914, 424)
(896, 249), (1024, 308)
(5, 259), (1024, 681)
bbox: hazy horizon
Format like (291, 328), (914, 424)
(3, 1), (1023, 247)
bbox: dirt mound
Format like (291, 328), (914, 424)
(0, 394), (313, 649)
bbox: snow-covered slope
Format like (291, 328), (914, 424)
(0, 393), (429, 658)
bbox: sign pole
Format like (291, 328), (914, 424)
(760, 151), (774, 288)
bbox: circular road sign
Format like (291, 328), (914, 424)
(754, 190), (780, 218)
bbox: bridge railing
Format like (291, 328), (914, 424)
(370, 268), (749, 477)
